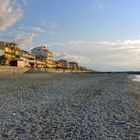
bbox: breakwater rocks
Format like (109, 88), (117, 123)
(0, 73), (140, 139)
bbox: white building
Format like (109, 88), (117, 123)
(21, 50), (36, 67)
(31, 46), (48, 58)
(31, 46), (53, 68)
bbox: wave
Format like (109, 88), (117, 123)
(133, 75), (140, 82)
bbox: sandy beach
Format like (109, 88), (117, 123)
(0, 73), (140, 139)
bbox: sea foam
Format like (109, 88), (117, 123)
(133, 75), (140, 82)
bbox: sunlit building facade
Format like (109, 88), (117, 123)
(0, 41), (21, 65)
(31, 46), (53, 68)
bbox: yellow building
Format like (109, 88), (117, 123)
(46, 51), (53, 68)
(35, 60), (46, 68)
(0, 41), (21, 65)
(54, 59), (68, 69)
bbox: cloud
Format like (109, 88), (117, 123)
(18, 26), (45, 33)
(40, 19), (58, 29)
(27, 26), (45, 33)
(14, 33), (36, 50)
(95, 0), (104, 9)
(49, 39), (140, 71)
(47, 31), (63, 36)
(34, 27), (45, 33)
(1, 24), (46, 50)
(54, 52), (90, 64)
(0, 0), (23, 31)
(2, 30), (37, 50)
(22, 0), (30, 6)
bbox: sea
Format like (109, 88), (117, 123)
(133, 75), (140, 82)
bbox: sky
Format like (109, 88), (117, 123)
(0, 0), (140, 71)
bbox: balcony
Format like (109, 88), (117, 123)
(0, 50), (4, 56)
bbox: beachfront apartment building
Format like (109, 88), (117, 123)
(0, 41), (21, 65)
(0, 49), (4, 56)
(31, 46), (48, 58)
(54, 59), (68, 69)
(31, 46), (48, 68)
(46, 51), (53, 68)
(31, 46), (53, 68)
(0, 41), (88, 71)
(21, 50), (36, 67)
(68, 62), (79, 70)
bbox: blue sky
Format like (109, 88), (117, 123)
(22, 0), (140, 41)
(0, 0), (140, 71)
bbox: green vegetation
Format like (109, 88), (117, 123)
(0, 55), (7, 65)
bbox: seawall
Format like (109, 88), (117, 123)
(0, 66), (89, 74)
(0, 66), (29, 74)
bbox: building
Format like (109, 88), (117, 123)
(31, 46), (53, 68)
(0, 49), (4, 56)
(46, 51), (53, 68)
(31, 46), (48, 68)
(35, 60), (46, 68)
(0, 41), (89, 71)
(21, 50), (36, 67)
(68, 62), (79, 70)
(54, 59), (68, 69)
(31, 46), (48, 58)
(0, 41), (21, 65)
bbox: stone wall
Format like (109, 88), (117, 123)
(44, 68), (87, 73)
(0, 66), (29, 74)
(0, 66), (88, 74)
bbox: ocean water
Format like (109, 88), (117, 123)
(133, 75), (140, 82)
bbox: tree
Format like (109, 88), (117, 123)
(0, 55), (7, 65)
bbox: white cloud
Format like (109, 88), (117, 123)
(18, 26), (45, 33)
(1, 25), (46, 50)
(3, 31), (37, 50)
(40, 19), (58, 29)
(69, 41), (83, 45)
(121, 39), (140, 45)
(2, 28), (38, 50)
(15, 33), (36, 50)
(27, 26), (45, 33)
(47, 31), (63, 36)
(54, 52), (90, 64)
(49, 39), (140, 71)
(0, 0), (23, 31)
